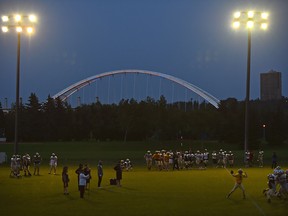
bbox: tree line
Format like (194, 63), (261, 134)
(0, 93), (287, 149)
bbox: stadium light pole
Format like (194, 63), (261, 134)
(232, 11), (269, 155)
(1, 14), (37, 154)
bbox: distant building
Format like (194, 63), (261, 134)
(260, 70), (282, 101)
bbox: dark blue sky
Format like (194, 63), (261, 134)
(0, 0), (287, 106)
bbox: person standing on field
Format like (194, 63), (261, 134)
(75, 164), (83, 191)
(62, 166), (69, 195)
(49, 153), (58, 174)
(271, 152), (277, 169)
(97, 160), (103, 188)
(227, 168), (248, 199)
(79, 170), (90, 198)
(33, 152), (42, 175)
(114, 161), (123, 187)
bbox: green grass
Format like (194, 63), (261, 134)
(0, 141), (287, 216)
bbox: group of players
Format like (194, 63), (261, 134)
(144, 149), (265, 171)
(144, 149), (236, 171)
(10, 152), (58, 178)
(263, 166), (288, 203)
(119, 158), (133, 171)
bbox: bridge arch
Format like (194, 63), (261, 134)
(52, 69), (220, 108)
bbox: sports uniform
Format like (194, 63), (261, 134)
(22, 154), (31, 176)
(49, 153), (58, 174)
(263, 174), (277, 203)
(227, 169), (248, 199)
(144, 151), (153, 170)
(33, 152), (42, 175)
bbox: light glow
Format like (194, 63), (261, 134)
(16, 26), (22, 32)
(247, 11), (254, 18)
(234, 12), (241, 18)
(261, 23), (268, 30)
(247, 20), (254, 29)
(29, 14), (36, 22)
(2, 26), (8, 32)
(232, 21), (240, 29)
(261, 12), (269, 19)
(14, 14), (21, 22)
(2, 16), (9, 22)
(27, 27), (33, 34)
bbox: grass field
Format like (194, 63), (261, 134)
(0, 141), (287, 216)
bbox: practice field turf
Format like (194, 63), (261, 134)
(0, 141), (287, 216)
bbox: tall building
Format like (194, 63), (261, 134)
(260, 70), (282, 101)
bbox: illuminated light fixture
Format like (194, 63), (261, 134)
(27, 27), (33, 34)
(14, 14), (21, 22)
(2, 26), (8, 32)
(230, 9), (270, 157)
(247, 11), (254, 18)
(2, 15), (9, 22)
(16, 26), (22, 32)
(29, 14), (36, 22)
(261, 23), (268, 30)
(234, 11), (241, 18)
(247, 20), (254, 29)
(261, 12), (269, 19)
(233, 21), (240, 28)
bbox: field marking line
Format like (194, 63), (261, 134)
(224, 167), (267, 216)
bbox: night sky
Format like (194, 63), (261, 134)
(0, 0), (287, 106)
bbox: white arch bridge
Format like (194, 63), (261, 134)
(52, 69), (220, 108)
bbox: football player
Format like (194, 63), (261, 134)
(22, 153), (32, 176)
(263, 173), (277, 203)
(144, 150), (153, 170)
(49, 153), (58, 174)
(227, 169), (248, 199)
(33, 152), (42, 175)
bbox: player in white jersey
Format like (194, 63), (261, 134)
(211, 151), (217, 167)
(263, 174), (277, 203)
(144, 151), (153, 170)
(257, 150), (264, 167)
(49, 153), (58, 174)
(22, 153), (32, 176)
(227, 151), (234, 168)
(203, 149), (209, 168)
(10, 155), (20, 177)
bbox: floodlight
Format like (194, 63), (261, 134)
(16, 26), (22, 32)
(2, 16), (9, 22)
(29, 15), (36, 22)
(14, 14), (21, 22)
(233, 21), (240, 29)
(261, 23), (268, 30)
(247, 11), (254, 18)
(234, 12), (241, 19)
(261, 12), (269, 20)
(247, 20), (254, 29)
(2, 26), (8, 32)
(27, 27), (33, 34)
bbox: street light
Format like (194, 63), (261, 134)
(1, 14), (37, 154)
(231, 10), (269, 154)
(262, 124), (266, 141)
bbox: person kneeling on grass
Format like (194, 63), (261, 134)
(227, 168), (248, 199)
